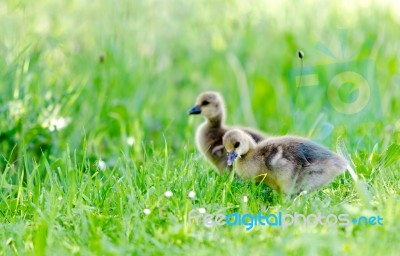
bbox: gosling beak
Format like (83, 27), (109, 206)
(227, 151), (238, 167)
(188, 105), (201, 115)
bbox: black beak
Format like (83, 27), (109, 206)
(188, 105), (201, 115)
(227, 151), (238, 167)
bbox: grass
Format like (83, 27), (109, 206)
(1, 0), (400, 255)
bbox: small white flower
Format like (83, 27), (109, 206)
(97, 160), (107, 170)
(143, 209), (151, 215)
(47, 117), (71, 132)
(198, 208), (206, 214)
(188, 190), (196, 199)
(243, 196), (248, 203)
(126, 137), (135, 146)
(8, 100), (25, 119)
(58, 196), (63, 201)
(164, 191), (173, 198)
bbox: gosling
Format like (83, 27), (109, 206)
(222, 129), (348, 194)
(188, 91), (267, 173)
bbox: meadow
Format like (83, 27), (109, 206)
(1, 0), (400, 255)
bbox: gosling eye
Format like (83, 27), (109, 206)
(201, 100), (210, 106)
(234, 142), (240, 148)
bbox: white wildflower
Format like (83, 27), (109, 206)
(58, 196), (63, 201)
(143, 209), (151, 215)
(126, 136), (135, 146)
(45, 117), (71, 132)
(8, 100), (26, 119)
(188, 191), (196, 199)
(243, 196), (248, 203)
(97, 160), (107, 171)
(198, 208), (206, 214)
(164, 190), (173, 198)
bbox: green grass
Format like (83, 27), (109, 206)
(1, 0), (400, 255)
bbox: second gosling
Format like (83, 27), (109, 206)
(223, 129), (348, 194)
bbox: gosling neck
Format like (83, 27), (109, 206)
(248, 138), (257, 149)
(242, 136), (257, 156)
(205, 113), (224, 128)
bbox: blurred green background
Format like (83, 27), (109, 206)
(1, 0), (400, 255)
(1, 0), (400, 160)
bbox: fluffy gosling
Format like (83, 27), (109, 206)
(223, 129), (348, 194)
(188, 91), (267, 173)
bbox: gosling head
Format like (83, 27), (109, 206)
(188, 91), (225, 121)
(223, 129), (256, 167)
